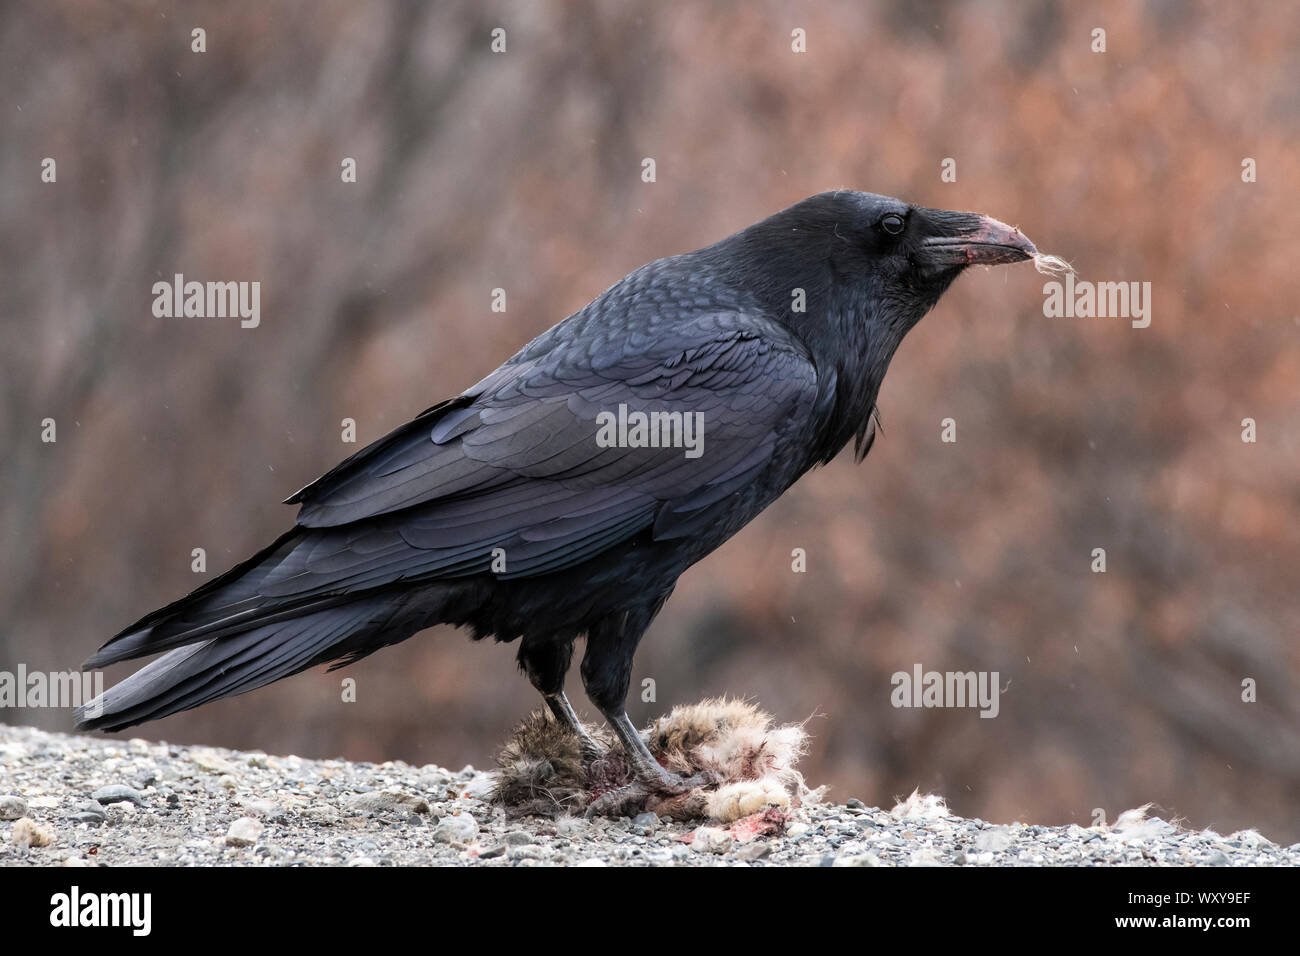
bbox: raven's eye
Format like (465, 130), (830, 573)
(880, 214), (905, 236)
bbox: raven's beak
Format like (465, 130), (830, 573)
(917, 212), (1037, 268)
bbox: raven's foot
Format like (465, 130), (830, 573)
(582, 708), (721, 818)
(584, 766), (720, 819)
(577, 736), (607, 763)
(543, 692), (607, 760)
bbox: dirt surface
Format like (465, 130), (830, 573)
(1, 724), (1293, 867)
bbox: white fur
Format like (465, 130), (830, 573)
(706, 779), (791, 822)
(890, 789), (949, 821)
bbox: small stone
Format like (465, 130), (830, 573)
(225, 817), (264, 846)
(479, 844), (507, 859)
(1228, 830), (1272, 848)
(304, 806), (342, 826)
(0, 796), (27, 820)
(974, 826), (1015, 853)
(555, 816), (591, 837)
(507, 845), (547, 861)
(417, 768), (453, 789)
(240, 798), (283, 818)
(832, 853), (881, 867)
(68, 802), (108, 824)
(692, 826), (733, 854)
(11, 817), (53, 848)
(1204, 850), (1230, 866)
(504, 830), (534, 846)
(191, 751), (239, 775)
(345, 790), (430, 815)
(737, 842), (772, 862)
(93, 785), (146, 808)
(846, 798), (867, 810)
(633, 812), (660, 830)
(433, 813), (479, 844)
(786, 822), (811, 838)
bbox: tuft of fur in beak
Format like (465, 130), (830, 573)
(492, 697), (823, 823)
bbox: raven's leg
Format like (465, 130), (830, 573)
(580, 605), (717, 805)
(517, 638), (603, 759)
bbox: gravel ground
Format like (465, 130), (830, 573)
(1, 723), (1294, 867)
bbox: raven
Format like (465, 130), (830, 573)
(77, 190), (1037, 797)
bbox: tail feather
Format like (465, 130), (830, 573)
(76, 596), (424, 733)
(84, 528), (314, 669)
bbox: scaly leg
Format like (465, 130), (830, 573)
(518, 638), (604, 759)
(580, 605), (717, 816)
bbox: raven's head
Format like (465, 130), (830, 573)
(723, 187), (1037, 358)
(742, 188), (1036, 317)
(712, 189), (1039, 461)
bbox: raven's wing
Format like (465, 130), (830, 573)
(285, 309), (821, 568)
(89, 310), (823, 666)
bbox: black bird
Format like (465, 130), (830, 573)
(77, 190), (1037, 797)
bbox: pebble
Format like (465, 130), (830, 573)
(0, 795), (27, 820)
(973, 826), (1015, 852)
(67, 802), (108, 824)
(11, 817), (53, 847)
(692, 826), (733, 854)
(345, 790), (430, 815)
(555, 816), (591, 837)
(93, 785), (147, 808)
(225, 817), (264, 846)
(240, 798), (283, 818)
(432, 814), (479, 844)
(190, 751), (240, 775)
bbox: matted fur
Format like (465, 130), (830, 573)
(492, 697), (822, 822)
(491, 711), (612, 818)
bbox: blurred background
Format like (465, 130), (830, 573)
(2, 0), (1298, 841)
